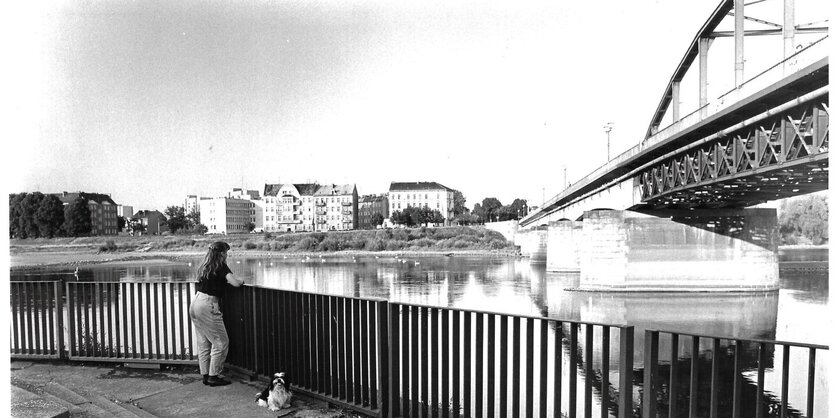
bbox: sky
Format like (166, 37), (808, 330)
(3, 0), (827, 212)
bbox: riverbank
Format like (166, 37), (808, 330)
(10, 226), (521, 271)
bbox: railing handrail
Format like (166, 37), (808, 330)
(645, 328), (829, 350)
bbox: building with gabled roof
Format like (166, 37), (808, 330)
(313, 184), (359, 232)
(52, 191), (119, 235)
(388, 181), (455, 225)
(358, 194), (389, 229)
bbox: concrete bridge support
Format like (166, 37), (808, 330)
(546, 220), (582, 272)
(517, 229), (547, 264)
(576, 209), (779, 292)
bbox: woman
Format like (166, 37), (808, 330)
(189, 241), (245, 387)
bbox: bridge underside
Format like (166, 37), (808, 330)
(638, 97), (829, 210)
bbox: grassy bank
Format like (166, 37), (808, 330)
(10, 226), (517, 255)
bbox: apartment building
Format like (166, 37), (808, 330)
(132, 210), (166, 235)
(263, 183), (314, 233)
(314, 184), (359, 232)
(358, 194), (389, 229)
(388, 182), (455, 225)
(117, 205), (134, 218)
(184, 195), (199, 215)
(53, 191), (119, 236)
(199, 196), (256, 234)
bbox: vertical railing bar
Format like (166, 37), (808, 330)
(321, 295), (330, 396)
(668, 333), (679, 417)
(584, 324), (593, 418)
(11, 283), (19, 354)
(710, 338), (720, 418)
(441, 309), (450, 418)
(362, 300), (371, 406)
(780, 344), (790, 418)
(568, 322), (578, 418)
(330, 296), (339, 397)
(81, 283), (89, 356)
(601, 325), (610, 418)
(345, 298), (354, 402)
(310, 294), (318, 392)
(153, 283), (161, 359)
(539, 320), (549, 418)
(389, 304), (400, 416)
(452, 309), (460, 418)
(67, 283), (76, 358)
(106, 283), (114, 358)
(21, 282), (32, 354)
(315, 295), (326, 393)
(48, 283), (55, 355)
(376, 301), (391, 418)
(369, 301), (378, 410)
(55, 282), (65, 359)
(420, 306), (428, 418)
(430, 308), (439, 416)
(732, 340), (743, 418)
(314, 295), (322, 393)
(411, 306), (419, 418)
(177, 283), (186, 359)
(33, 283), (43, 355)
(477, 312), (485, 417)
(161, 283), (169, 360)
(525, 318), (534, 418)
(807, 347), (816, 418)
(137, 284), (145, 359)
(500, 315), (509, 418)
(463, 311), (472, 418)
(618, 326), (633, 418)
(689, 336), (700, 418)
(338, 297), (346, 400)
(126, 283), (133, 359)
(96, 282), (104, 357)
(512, 316), (521, 418)
(353, 297), (362, 403)
(186, 283), (194, 360)
(401, 304), (410, 417)
(169, 282), (175, 360)
(487, 313), (496, 417)
(643, 330), (659, 418)
(251, 287), (260, 375)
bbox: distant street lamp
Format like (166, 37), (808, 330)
(604, 122), (614, 161)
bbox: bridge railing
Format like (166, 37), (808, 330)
(643, 329), (829, 418)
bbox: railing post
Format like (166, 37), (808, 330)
(377, 301), (391, 417)
(251, 286), (259, 376)
(618, 326), (634, 418)
(55, 281), (66, 360)
(643, 330), (659, 418)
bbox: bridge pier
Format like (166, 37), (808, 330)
(546, 220), (582, 272)
(573, 208), (779, 291)
(517, 228), (547, 264)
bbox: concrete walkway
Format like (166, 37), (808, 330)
(10, 360), (365, 417)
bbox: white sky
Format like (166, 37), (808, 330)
(3, 0), (828, 211)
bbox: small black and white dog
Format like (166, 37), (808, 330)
(255, 372), (292, 411)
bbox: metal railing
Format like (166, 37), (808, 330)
(643, 329), (829, 418)
(10, 281), (64, 359)
(9, 280), (830, 417)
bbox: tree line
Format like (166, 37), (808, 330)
(9, 192), (92, 238)
(447, 191), (529, 225)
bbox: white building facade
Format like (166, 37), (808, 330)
(388, 181), (455, 225)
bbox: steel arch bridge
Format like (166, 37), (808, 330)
(521, 0), (828, 227)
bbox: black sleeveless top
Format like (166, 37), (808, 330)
(196, 263), (233, 298)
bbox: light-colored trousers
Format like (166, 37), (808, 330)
(189, 292), (230, 376)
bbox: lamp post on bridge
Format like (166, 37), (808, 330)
(604, 122), (614, 161)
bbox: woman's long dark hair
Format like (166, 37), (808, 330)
(197, 241), (230, 280)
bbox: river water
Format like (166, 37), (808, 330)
(12, 248), (828, 417)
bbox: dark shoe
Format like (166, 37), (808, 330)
(202, 374), (209, 385)
(206, 376), (231, 387)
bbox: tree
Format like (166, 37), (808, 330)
(480, 198), (503, 223)
(430, 209), (445, 225)
(246, 221), (256, 232)
(35, 194), (65, 238)
(63, 197), (92, 237)
(18, 192), (45, 238)
(779, 193), (828, 245)
(508, 198), (528, 218)
(472, 203), (483, 224)
(186, 208), (201, 229)
(9, 193), (27, 238)
(452, 190), (468, 216)
(371, 212), (385, 228)
(164, 206), (188, 233)
(117, 216), (126, 232)
(126, 218), (146, 236)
